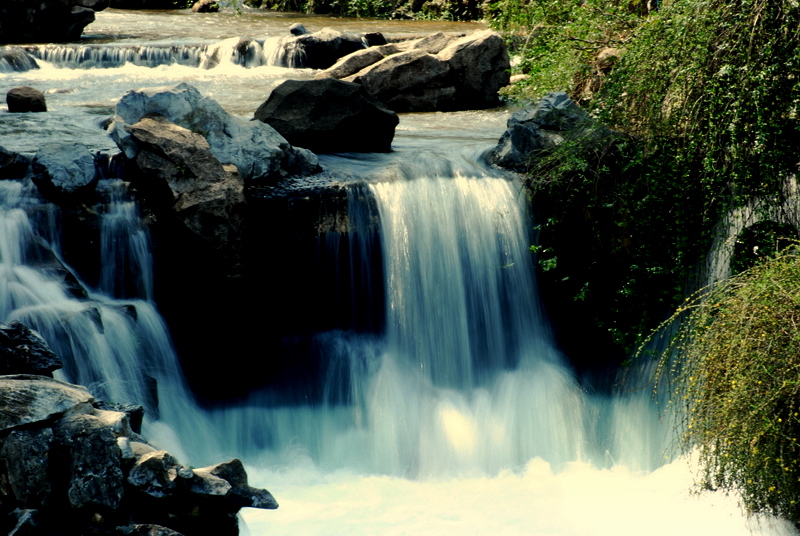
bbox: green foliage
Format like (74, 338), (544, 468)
(490, 0), (643, 101)
(645, 247), (800, 524)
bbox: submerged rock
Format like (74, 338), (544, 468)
(254, 78), (399, 153)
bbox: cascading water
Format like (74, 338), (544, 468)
(2, 7), (799, 535)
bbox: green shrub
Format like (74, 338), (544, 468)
(646, 247), (800, 524)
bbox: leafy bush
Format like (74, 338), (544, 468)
(647, 247), (800, 524)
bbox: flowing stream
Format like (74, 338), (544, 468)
(1, 8), (798, 535)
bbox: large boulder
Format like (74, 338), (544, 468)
(343, 29), (510, 112)
(253, 78), (399, 153)
(6, 86), (47, 113)
(0, 321), (61, 377)
(31, 142), (99, 201)
(489, 91), (610, 172)
(0, 375), (94, 432)
(110, 83), (319, 184)
(275, 28), (366, 69)
(0, 0), (109, 43)
(314, 44), (399, 81)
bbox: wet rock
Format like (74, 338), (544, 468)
(6, 86), (47, 113)
(489, 91), (610, 172)
(128, 450), (193, 498)
(202, 458), (278, 509)
(314, 44), (399, 80)
(289, 22), (309, 36)
(0, 375), (94, 432)
(191, 0), (219, 11)
(0, 0), (108, 43)
(254, 78), (399, 153)
(0, 428), (54, 506)
(31, 142), (99, 201)
(5, 508), (42, 536)
(110, 83), (319, 184)
(0, 146), (30, 180)
(282, 28), (366, 69)
(0, 321), (61, 377)
(0, 50), (39, 73)
(363, 32), (388, 47)
(53, 413), (126, 511)
(94, 401), (145, 434)
(117, 524), (185, 536)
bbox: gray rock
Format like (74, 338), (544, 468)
(0, 321), (61, 376)
(0, 428), (54, 506)
(406, 32), (459, 54)
(0, 146), (30, 180)
(253, 78), (399, 153)
(289, 23), (309, 36)
(117, 525), (185, 536)
(54, 413), (126, 510)
(31, 142), (98, 200)
(203, 458), (278, 509)
(278, 28), (366, 70)
(6, 86), (47, 113)
(489, 91), (609, 172)
(314, 44), (399, 80)
(344, 48), (452, 112)
(436, 29), (510, 110)
(128, 450), (193, 498)
(0, 375), (94, 432)
(111, 83), (319, 184)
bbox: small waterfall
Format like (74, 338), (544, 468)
(21, 37), (281, 70)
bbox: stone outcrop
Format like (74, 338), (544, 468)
(314, 44), (400, 80)
(327, 29), (510, 112)
(254, 78), (399, 153)
(0, 323), (278, 536)
(0, 0), (109, 43)
(6, 86), (47, 113)
(110, 83), (319, 185)
(489, 91), (611, 172)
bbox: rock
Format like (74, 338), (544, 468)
(0, 428), (54, 506)
(191, 0), (219, 11)
(363, 32), (388, 47)
(435, 29), (510, 110)
(117, 524), (185, 536)
(280, 28), (366, 69)
(31, 142), (98, 201)
(0, 0), (108, 43)
(344, 48), (452, 112)
(0, 375), (94, 432)
(343, 29), (509, 112)
(53, 413), (126, 511)
(6, 86), (47, 113)
(254, 78), (399, 153)
(0, 50), (39, 73)
(489, 91), (610, 172)
(5, 508), (42, 536)
(314, 44), (399, 80)
(94, 401), (145, 434)
(0, 146), (30, 180)
(289, 22), (309, 36)
(128, 450), (193, 498)
(0, 321), (62, 376)
(111, 83), (319, 184)
(202, 459), (278, 509)
(124, 115), (246, 270)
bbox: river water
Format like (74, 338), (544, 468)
(1, 7), (798, 536)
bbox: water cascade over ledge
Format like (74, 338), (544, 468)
(2, 8), (799, 536)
